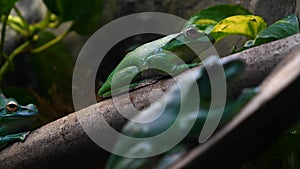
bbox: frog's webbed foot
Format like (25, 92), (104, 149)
(185, 62), (201, 68)
(18, 131), (31, 142)
(104, 66), (141, 96)
(0, 131), (31, 149)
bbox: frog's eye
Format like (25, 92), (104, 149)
(184, 26), (200, 39)
(6, 101), (19, 112)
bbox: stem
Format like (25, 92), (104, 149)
(13, 6), (29, 31)
(30, 25), (72, 53)
(0, 41), (31, 81)
(0, 15), (9, 63)
(7, 15), (29, 37)
(39, 10), (52, 30)
(0, 51), (11, 66)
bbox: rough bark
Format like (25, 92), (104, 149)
(0, 34), (300, 169)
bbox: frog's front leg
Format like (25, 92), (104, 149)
(0, 131), (30, 149)
(146, 52), (199, 76)
(100, 66), (141, 97)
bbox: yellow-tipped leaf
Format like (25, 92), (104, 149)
(211, 15), (266, 42)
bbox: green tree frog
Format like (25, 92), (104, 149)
(0, 93), (39, 149)
(98, 26), (214, 97)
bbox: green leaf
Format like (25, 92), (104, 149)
(0, 0), (19, 15)
(184, 4), (252, 33)
(43, 0), (93, 22)
(43, 0), (102, 34)
(263, 123), (300, 168)
(210, 15), (266, 42)
(244, 14), (300, 48)
(71, 0), (102, 34)
(29, 32), (73, 99)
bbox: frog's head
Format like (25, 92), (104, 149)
(0, 98), (39, 135)
(162, 26), (214, 62)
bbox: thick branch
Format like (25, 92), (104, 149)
(171, 44), (300, 169)
(0, 34), (300, 169)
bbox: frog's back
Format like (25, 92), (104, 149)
(116, 33), (179, 69)
(98, 33), (179, 96)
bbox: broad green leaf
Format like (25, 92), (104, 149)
(43, 0), (102, 34)
(71, 0), (102, 34)
(184, 4), (252, 33)
(28, 32), (74, 119)
(0, 0), (19, 15)
(244, 14), (300, 48)
(43, 0), (92, 22)
(210, 15), (266, 42)
(29, 32), (73, 99)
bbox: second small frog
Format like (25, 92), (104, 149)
(0, 92), (39, 149)
(98, 26), (214, 97)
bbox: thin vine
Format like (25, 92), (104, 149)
(0, 7), (74, 82)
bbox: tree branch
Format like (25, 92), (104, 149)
(171, 43), (300, 169)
